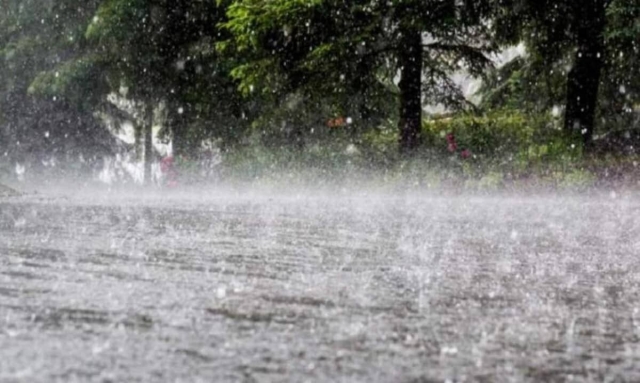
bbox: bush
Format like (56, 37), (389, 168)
(421, 109), (582, 176)
(423, 110), (533, 157)
(214, 109), (610, 190)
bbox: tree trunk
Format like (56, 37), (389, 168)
(134, 124), (143, 161)
(398, 28), (423, 154)
(143, 103), (154, 185)
(564, 0), (607, 148)
(167, 102), (188, 159)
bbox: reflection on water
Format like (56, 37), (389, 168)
(1, 192), (640, 382)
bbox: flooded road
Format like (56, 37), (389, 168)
(2, 191), (640, 382)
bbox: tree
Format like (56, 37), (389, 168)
(0, 0), (113, 175)
(81, 0), (261, 181)
(600, 0), (640, 125)
(36, 0), (231, 182)
(83, 0), (177, 183)
(563, 0), (608, 146)
(223, 0), (494, 154)
(488, 0), (638, 148)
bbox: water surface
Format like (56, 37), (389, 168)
(1, 191), (640, 382)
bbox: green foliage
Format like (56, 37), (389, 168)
(423, 110), (560, 157)
(553, 168), (596, 190)
(485, 0), (639, 139)
(477, 56), (567, 112)
(74, 0), (258, 152)
(361, 122), (401, 159)
(418, 109), (585, 183)
(0, 0), (112, 168)
(600, 0), (640, 123)
(28, 53), (111, 108)
(222, 0), (495, 147)
(84, 0), (179, 100)
(1, 0), (638, 182)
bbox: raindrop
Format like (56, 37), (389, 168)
(441, 346), (458, 356)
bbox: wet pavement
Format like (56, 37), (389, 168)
(1, 190), (640, 382)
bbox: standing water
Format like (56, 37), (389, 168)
(1, 189), (640, 382)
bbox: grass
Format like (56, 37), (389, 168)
(211, 108), (640, 192)
(210, 143), (640, 193)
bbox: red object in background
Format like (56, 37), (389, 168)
(160, 156), (174, 173)
(160, 156), (179, 187)
(446, 133), (458, 152)
(445, 132), (472, 159)
(327, 117), (346, 128)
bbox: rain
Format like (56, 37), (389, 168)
(1, 0), (640, 382)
